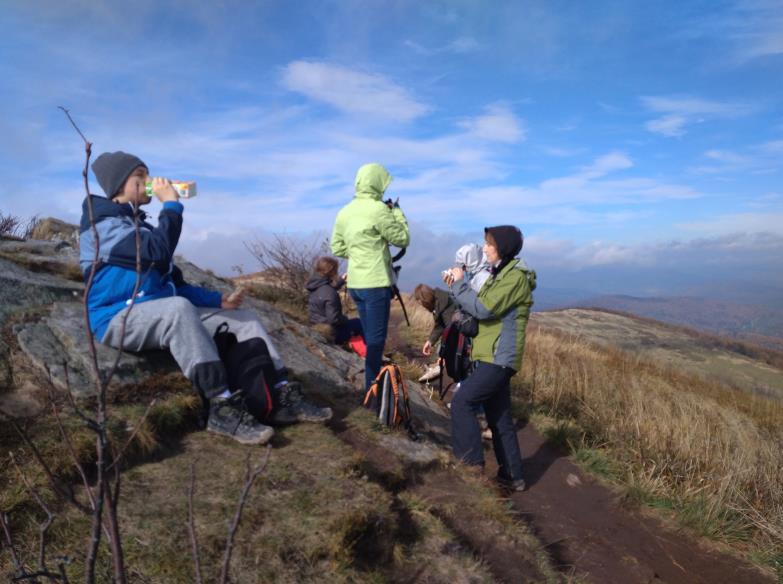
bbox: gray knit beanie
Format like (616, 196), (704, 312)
(92, 151), (148, 199)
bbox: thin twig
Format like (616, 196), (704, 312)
(49, 390), (95, 511)
(59, 106), (105, 584)
(106, 399), (157, 473)
(0, 511), (24, 579)
(1, 412), (90, 515)
(219, 446), (272, 584)
(187, 462), (204, 584)
(10, 453), (56, 571)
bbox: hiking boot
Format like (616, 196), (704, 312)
(207, 395), (274, 445)
(418, 363), (441, 383)
(269, 382), (333, 425)
(496, 471), (526, 492)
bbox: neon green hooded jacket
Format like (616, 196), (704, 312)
(331, 163), (410, 288)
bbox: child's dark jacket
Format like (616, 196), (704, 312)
(306, 275), (347, 327)
(429, 288), (457, 345)
(79, 195), (221, 339)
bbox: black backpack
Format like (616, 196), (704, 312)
(438, 323), (473, 399)
(363, 364), (418, 440)
(213, 323), (279, 421)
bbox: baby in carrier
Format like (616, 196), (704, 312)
(454, 243), (490, 293)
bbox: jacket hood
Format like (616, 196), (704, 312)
(354, 163), (392, 200)
(485, 225), (523, 277)
(485, 225), (523, 260)
(455, 243), (486, 273)
(306, 275), (333, 291)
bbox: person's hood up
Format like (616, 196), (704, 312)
(485, 225), (523, 276)
(306, 274), (333, 291)
(484, 225), (523, 260)
(455, 243), (486, 273)
(354, 163), (392, 200)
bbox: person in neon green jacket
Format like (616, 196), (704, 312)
(445, 225), (535, 491)
(331, 163), (410, 389)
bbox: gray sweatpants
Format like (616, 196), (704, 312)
(102, 296), (286, 399)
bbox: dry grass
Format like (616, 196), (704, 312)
(518, 325), (783, 565)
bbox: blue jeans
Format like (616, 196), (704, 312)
(349, 287), (392, 390)
(334, 318), (364, 345)
(450, 361), (524, 480)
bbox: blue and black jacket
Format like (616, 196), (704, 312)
(79, 195), (221, 339)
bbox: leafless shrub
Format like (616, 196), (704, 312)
(0, 212), (41, 240)
(244, 233), (331, 305)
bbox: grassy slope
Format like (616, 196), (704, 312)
(534, 308), (783, 400)
(1, 294), (557, 582)
(518, 318), (783, 577)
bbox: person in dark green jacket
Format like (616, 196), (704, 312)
(331, 163), (410, 389)
(444, 225), (535, 491)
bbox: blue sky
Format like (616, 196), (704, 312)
(1, 0), (781, 305)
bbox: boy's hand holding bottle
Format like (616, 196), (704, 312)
(149, 177), (179, 203)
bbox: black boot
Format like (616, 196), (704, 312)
(269, 382), (332, 425)
(207, 393), (275, 445)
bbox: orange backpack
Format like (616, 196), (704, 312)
(363, 364), (418, 440)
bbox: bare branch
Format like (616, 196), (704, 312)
(10, 452), (56, 571)
(107, 399), (157, 473)
(0, 412), (90, 515)
(0, 511), (24, 579)
(47, 386), (96, 512)
(187, 463), (204, 584)
(219, 446), (272, 584)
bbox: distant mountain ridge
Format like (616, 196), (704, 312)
(566, 294), (783, 350)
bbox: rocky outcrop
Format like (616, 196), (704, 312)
(0, 231), (451, 458)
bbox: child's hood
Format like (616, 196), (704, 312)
(455, 243), (487, 273)
(354, 163), (392, 200)
(306, 274), (334, 292)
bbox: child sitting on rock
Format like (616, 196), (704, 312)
(79, 151), (331, 446)
(306, 256), (366, 357)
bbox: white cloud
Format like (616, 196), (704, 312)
(722, 0), (783, 62)
(641, 95), (755, 137)
(403, 36), (481, 56)
(678, 212), (783, 235)
(458, 103), (525, 143)
(281, 61), (428, 122)
(690, 140), (783, 175)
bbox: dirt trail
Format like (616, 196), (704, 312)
(385, 311), (776, 584)
(493, 425), (773, 583)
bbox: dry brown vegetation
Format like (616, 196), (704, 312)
(517, 323), (783, 571)
(392, 298), (783, 574)
(579, 306), (783, 370)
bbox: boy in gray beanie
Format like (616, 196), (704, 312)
(79, 151), (332, 445)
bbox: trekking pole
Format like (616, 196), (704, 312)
(393, 284), (411, 327)
(388, 246), (409, 326)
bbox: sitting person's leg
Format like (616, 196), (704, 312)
(102, 297), (273, 444)
(198, 307), (332, 424)
(333, 318), (363, 345)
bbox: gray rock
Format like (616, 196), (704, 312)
(2, 234), (449, 465)
(30, 217), (79, 247)
(0, 241), (83, 328)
